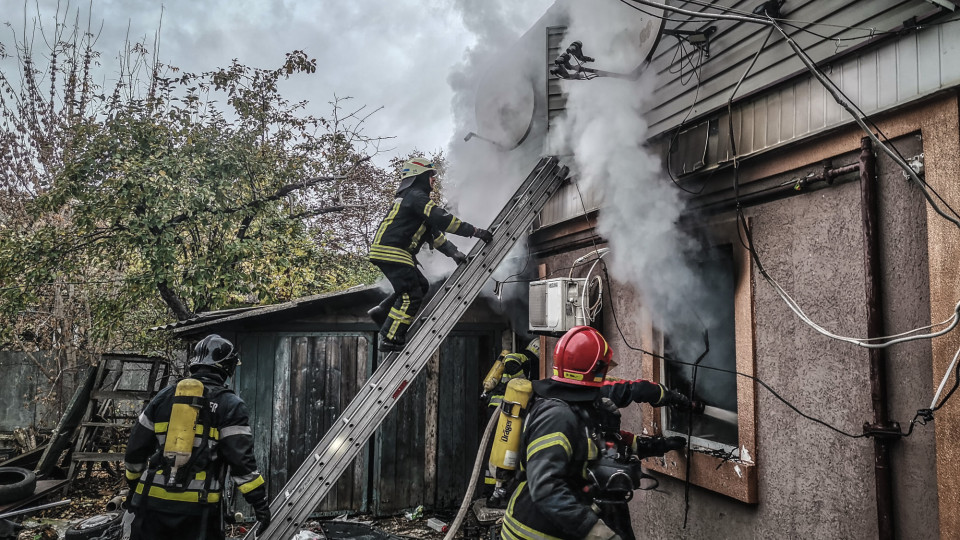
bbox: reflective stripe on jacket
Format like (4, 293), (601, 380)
(124, 372), (267, 515)
(369, 185), (475, 267)
(501, 396), (600, 540)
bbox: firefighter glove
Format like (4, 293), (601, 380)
(474, 228), (494, 244)
(252, 497), (272, 532)
(659, 388), (691, 409)
(633, 435), (686, 458)
(452, 250), (468, 265)
(585, 519), (622, 540)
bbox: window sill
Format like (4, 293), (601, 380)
(641, 447), (758, 503)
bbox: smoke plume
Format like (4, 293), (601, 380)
(549, 0), (713, 363)
(441, 1), (555, 337)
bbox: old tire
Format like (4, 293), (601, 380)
(0, 466), (36, 503)
(65, 512), (122, 540)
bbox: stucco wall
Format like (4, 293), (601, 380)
(530, 99), (947, 538)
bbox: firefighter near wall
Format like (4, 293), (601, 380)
(500, 326), (703, 540)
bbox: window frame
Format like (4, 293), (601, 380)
(638, 219), (758, 503)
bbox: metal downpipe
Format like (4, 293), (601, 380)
(859, 136), (895, 540)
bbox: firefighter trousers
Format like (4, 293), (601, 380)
(130, 508), (224, 540)
(373, 261), (429, 341)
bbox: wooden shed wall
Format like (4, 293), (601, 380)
(231, 328), (498, 518)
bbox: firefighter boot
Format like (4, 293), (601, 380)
(487, 486), (508, 509)
(379, 333), (405, 352)
(368, 294), (397, 327)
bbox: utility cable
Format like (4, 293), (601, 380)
(599, 262), (869, 439)
(635, 0), (960, 230)
(682, 330), (708, 529)
(634, 0), (960, 348)
(931, 342), (960, 410)
(666, 46), (707, 194)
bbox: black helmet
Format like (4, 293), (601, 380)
(188, 334), (240, 377)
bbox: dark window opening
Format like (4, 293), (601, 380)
(662, 243), (739, 449)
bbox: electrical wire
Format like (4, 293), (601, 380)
(634, 0), (960, 348)
(598, 262), (868, 439)
(931, 342), (960, 410)
(566, 0), (955, 446)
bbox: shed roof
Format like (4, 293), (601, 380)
(154, 284), (386, 337)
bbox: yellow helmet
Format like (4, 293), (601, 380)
(400, 157), (437, 180)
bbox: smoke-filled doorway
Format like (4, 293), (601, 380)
(660, 243), (739, 450)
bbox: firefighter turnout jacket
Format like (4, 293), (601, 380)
(124, 371), (267, 516)
(369, 180), (477, 267)
(502, 378), (671, 540)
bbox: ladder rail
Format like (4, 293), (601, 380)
(278, 158), (561, 510)
(251, 157), (568, 540)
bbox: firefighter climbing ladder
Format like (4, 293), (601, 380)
(248, 156), (569, 540)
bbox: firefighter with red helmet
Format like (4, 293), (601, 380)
(124, 335), (271, 540)
(367, 157), (493, 351)
(501, 326), (695, 540)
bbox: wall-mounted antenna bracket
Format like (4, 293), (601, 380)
(662, 26), (717, 58)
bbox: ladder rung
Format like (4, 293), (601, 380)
(91, 390), (153, 400)
(81, 422), (133, 428)
(73, 452), (125, 462)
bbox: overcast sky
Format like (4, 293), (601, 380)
(3, 0), (553, 166)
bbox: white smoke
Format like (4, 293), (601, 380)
(440, 1), (555, 335)
(549, 0), (710, 362)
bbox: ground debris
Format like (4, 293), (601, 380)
(17, 524), (57, 540)
(14, 469), (124, 539)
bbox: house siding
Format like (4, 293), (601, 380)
(540, 1), (960, 228)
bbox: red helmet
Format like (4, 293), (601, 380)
(552, 326), (613, 387)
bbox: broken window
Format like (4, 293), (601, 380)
(660, 244), (739, 450)
(638, 221), (758, 503)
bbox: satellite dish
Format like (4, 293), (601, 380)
(473, 70), (536, 150)
(622, 2), (665, 70)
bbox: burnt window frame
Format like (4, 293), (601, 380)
(639, 219), (759, 503)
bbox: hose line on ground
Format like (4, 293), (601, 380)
(444, 405), (501, 540)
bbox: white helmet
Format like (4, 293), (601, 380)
(397, 157), (437, 193)
(525, 338), (541, 357)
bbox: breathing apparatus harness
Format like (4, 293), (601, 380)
(576, 397), (686, 502)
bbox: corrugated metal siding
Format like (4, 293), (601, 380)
(672, 20), (960, 171)
(645, 0), (938, 134)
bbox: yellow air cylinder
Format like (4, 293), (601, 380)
(163, 378), (204, 476)
(481, 349), (510, 393)
(489, 378), (533, 470)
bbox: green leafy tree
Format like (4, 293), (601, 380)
(0, 9), (393, 360)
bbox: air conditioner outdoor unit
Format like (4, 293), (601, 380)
(528, 278), (587, 335)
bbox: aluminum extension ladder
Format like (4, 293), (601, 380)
(248, 156), (569, 540)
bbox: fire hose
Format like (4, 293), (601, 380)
(443, 405), (501, 540)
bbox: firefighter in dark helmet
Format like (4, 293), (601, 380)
(485, 338), (541, 413)
(124, 335), (271, 540)
(483, 338), (541, 507)
(501, 326), (697, 540)
(367, 157), (493, 351)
